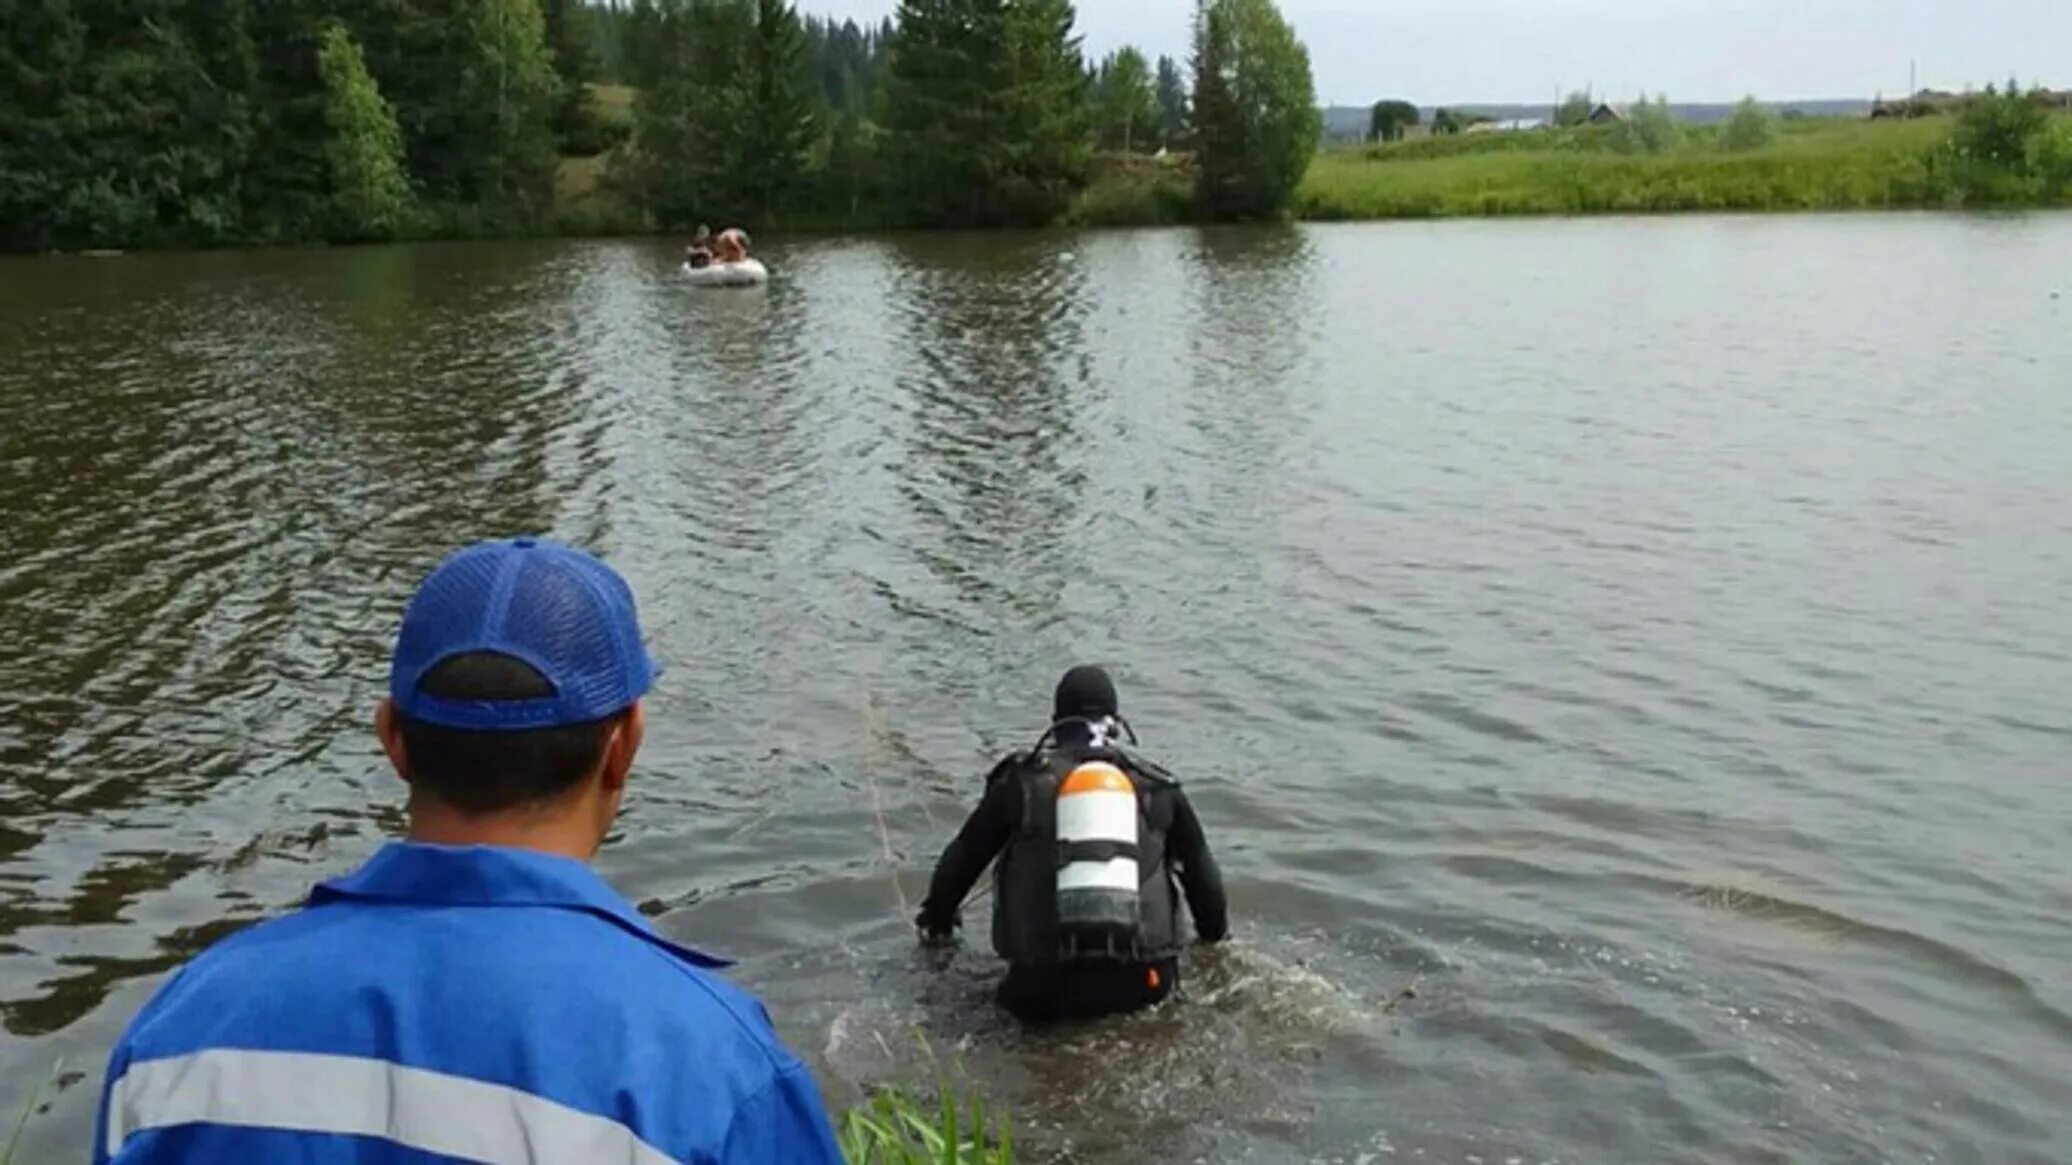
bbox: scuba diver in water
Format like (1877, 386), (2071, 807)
(918, 666), (1228, 1022)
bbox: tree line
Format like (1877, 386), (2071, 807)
(0, 0), (1322, 251)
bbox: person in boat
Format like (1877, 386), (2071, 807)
(917, 665), (1228, 1023)
(93, 538), (844, 1164)
(715, 227), (751, 265)
(684, 224), (714, 269)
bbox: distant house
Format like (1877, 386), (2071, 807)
(1467, 117), (1547, 134)
(1870, 90), (1962, 119)
(1587, 103), (1627, 124)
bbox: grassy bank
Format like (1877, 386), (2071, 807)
(1295, 114), (2072, 220)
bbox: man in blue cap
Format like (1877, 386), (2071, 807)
(93, 538), (843, 1164)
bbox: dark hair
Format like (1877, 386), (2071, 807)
(395, 652), (624, 815)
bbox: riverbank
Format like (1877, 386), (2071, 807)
(1296, 115), (2072, 220)
(552, 112), (2072, 236)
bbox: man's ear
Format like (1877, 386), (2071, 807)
(598, 700), (645, 794)
(376, 699), (410, 786)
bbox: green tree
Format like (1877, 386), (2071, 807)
(1721, 95), (1777, 152)
(816, 109), (882, 221)
(741, 0), (818, 217)
(1154, 54), (1188, 148)
(1368, 99), (1418, 143)
(0, 0), (90, 250)
(1555, 89), (1593, 128)
(243, 0), (334, 241)
(998, 0), (1095, 220)
(635, 0), (754, 226)
(316, 20), (415, 239)
(0, 0), (264, 248)
(470, 0), (562, 219)
(1190, 0), (1320, 220)
(1095, 47), (1158, 152)
(883, 0), (1092, 226)
(542, 0), (604, 150)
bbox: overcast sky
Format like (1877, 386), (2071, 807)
(801, 0), (2070, 106)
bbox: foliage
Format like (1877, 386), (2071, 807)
(804, 14), (895, 116)
(542, 0), (604, 149)
(1368, 99), (1419, 143)
(838, 1086), (1013, 1165)
(1938, 82), (2066, 205)
(1721, 96), (1778, 152)
(1068, 155), (1196, 225)
(1295, 116), (2031, 220)
(741, 0), (819, 216)
(1190, 0), (1321, 220)
(0, 0), (1336, 246)
(1095, 47), (1159, 153)
(1611, 94), (1682, 155)
(0, 0), (258, 250)
(1555, 89), (1594, 128)
(315, 21), (415, 240)
(882, 0), (1094, 227)
(633, 0), (749, 226)
(1154, 54), (1190, 149)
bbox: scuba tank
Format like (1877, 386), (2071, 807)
(1054, 761), (1141, 952)
(992, 715), (1181, 966)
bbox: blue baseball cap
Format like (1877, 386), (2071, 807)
(389, 538), (659, 731)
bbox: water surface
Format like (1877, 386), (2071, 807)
(2, 216), (2070, 1163)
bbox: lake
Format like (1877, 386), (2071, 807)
(2, 216), (2070, 1164)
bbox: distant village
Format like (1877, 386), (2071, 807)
(1322, 87), (2072, 144)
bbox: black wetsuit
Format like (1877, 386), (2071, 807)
(918, 726), (1228, 1023)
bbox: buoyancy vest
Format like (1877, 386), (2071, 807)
(991, 732), (1182, 966)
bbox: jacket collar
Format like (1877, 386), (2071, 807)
(312, 842), (731, 968)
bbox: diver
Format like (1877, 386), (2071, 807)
(917, 666), (1229, 1023)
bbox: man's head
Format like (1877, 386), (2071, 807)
(1052, 665), (1118, 724)
(375, 538), (657, 859)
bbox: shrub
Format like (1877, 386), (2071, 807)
(1721, 96), (1778, 152)
(1940, 82), (2057, 205)
(1612, 95), (1682, 156)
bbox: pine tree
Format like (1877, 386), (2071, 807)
(245, 0), (333, 241)
(884, 0), (1091, 226)
(740, 0), (817, 217)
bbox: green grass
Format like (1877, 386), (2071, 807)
(838, 1085), (1014, 1164)
(1295, 115), (2072, 220)
(1067, 152), (1197, 227)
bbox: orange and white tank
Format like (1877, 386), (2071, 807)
(1055, 761), (1140, 933)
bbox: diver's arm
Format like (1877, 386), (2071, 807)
(1169, 789), (1229, 943)
(915, 762), (1016, 937)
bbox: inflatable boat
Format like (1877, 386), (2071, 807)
(681, 258), (769, 288)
